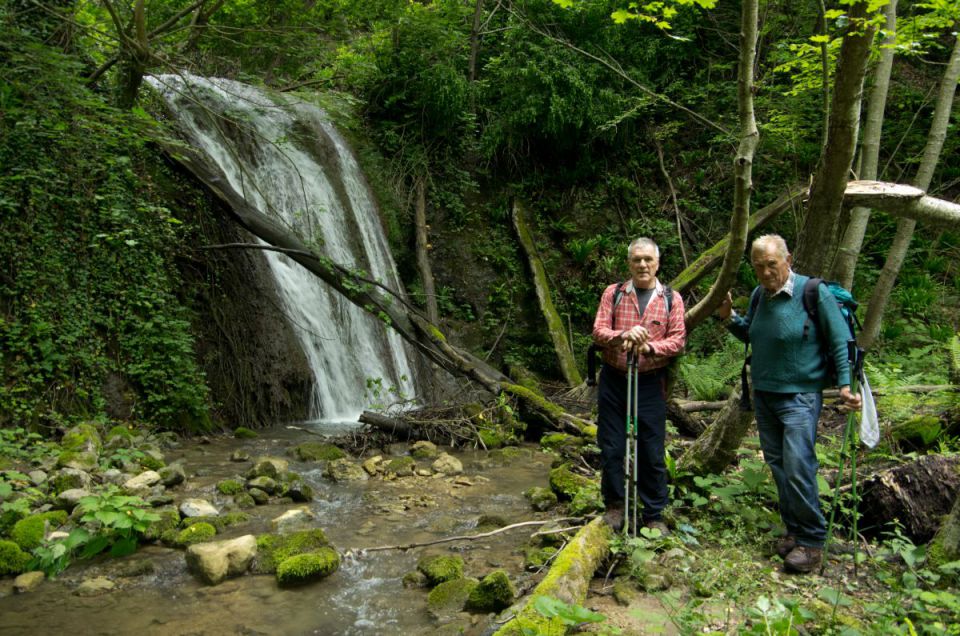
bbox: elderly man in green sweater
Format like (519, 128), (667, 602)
(716, 234), (861, 573)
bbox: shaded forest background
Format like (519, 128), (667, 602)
(1, 0), (958, 433)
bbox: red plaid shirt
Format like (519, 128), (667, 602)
(592, 279), (686, 373)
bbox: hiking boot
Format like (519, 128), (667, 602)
(603, 505), (625, 532)
(784, 546), (823, 573)
(776, 535), (797, 558)
(644, 520), (671, 537)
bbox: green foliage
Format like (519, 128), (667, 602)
(527, 595), (605, 630)
(11, 511), (68, 551)
(677, 339), (742, 401)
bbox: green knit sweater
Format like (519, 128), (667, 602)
(728, 274), (852, 393)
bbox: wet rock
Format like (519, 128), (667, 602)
(186, 534), (258, 585)
(276, 548), (340, 586)
(465, 570), (515, 613)
(141, 448), (166, 470)
(361, 456), (383, 475)
(13, 571), (44, 594)
(271, 508), (316, 534)
(253, 529), (330, 574)
(432, 453), (463, 476)
(410, 441), (439, 459)
(247, 457), (288, 479)
(233, 492), (256, 509)
(124, 470), (162, 491)
(246, 476), (278, 495)
(142, 507), (180, 542)
(55, 488), (91, 511)
(417, 554), (464, 586)
(323, 459), (368, 482)
(114, 559), (156, 577)
(57, 424), (102, 471)
(179, 498), (219, 518)
(282, 478), (314, 503)
(176, 523), (217, 547)
(100, 469), (125, 486)
(548, 464), (593, 500)
(427, 578), (479, 621)
(248, 488), (270, 505)
(158, 463), (186, 487)
(233, 427), (258, 439)
(476, 515), (507, 531)
(612, 578), (639, 606)
(230, 450), (251, 462)
(453, 476), (473, 487)
(416, 468), (432, 477)
(524, 486), (558, 512)
(75, 576), (115, 596)
(292, 442), (345, 462)
(50, 467), (93, 494)
(385, 456), (416, 477)
(27, 470), (47, 486)
(147, 494), (175, 507)
(403, 570), (429, 589)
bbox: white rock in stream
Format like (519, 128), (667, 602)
(432, 453), (463, 476)
(179, 498), (219, 518)
(13, 572), (44, 594)
(75, 577), (115, 596)
(186, 535), (258, 585)
(271, 508), (315, 534)
(55, 488), (91, 511)
(124, 470), (162, 491)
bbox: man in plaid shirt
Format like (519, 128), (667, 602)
(592, 237), (686, 533)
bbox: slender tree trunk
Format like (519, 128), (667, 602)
(832, 0), (898, 289)
(468, 0), (484, 84)
(683, 0), (758, 330)
(414, 178), (439, 324)
(793, 1), (876, 276)
(678, 388), (755, 475)
(859, 35), (960, 350)
(512, 201), (582, 387)
(816, 0), (830, 148)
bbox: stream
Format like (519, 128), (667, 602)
(0, 427), (556, 635)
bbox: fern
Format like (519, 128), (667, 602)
(679, 342), (742, 401)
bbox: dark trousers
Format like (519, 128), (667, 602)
(597, 363), (668, 521)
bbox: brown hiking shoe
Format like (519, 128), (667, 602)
(644, 520), (671, 537)
(784, 546), (823, 573)
(776, 535), (797, 558)
(603, 505), (625, 532)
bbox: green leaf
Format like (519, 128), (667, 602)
(611, 9), (636, 23)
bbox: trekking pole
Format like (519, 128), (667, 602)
(631, 356), (640, 537)
(624, 352), (635, 537)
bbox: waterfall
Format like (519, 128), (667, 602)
(147, 74), (419, 426)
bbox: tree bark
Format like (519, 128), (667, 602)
(492, 517), (612, 636)
(929, 493), (960, 565)
(794, 1), (876, 276)
(859, 454), (960, 543)
(859, 35), (960, 350)
(677, 388), (754, 475)
(414, 178), (439, 324)
(843, 181), (960, 227)
(832, 0), (898, 289)
(468, 0), (484, 84)
(512, 200), (583, 387)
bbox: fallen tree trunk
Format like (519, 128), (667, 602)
(492, 517), (612, 636)
(675, 384), (955, 412)
(677, 388), (754, 475)
(858, 454), (960, 543)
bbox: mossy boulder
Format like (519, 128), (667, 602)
(477, 427), (507, 449)
(142, 507), (181, 542)
(385, 456), (416, 476)
(106, 425), (134, 442)
(891, 415), (942, 449)
(323, 458), (368, 482)
(253, 529), (330, 574)
(182, 513), (249, 533)
(427, 577), (479, 619)
(233, 492), (256, 509)
(548, 464), (594, 501)
(139, 450), (165, 471)
(275, 547), (340, 586)
(57, 424), (102, 470)
(175, 522), (217, 547)
(466, 570), (515, 613)
(11, 511), (68, 551)
(217, 479), (245, 495)
(233, 427), (258, 439)
(247, 457), (289, 479)
(417, 554), (464, 586)
(246, 476), (278, 494)
(410, 441), (439, 459)
(292, 442), (345, 462)
(524, 487), (558, 512)
(540, 433), (584, 454)
(0, 539), (31, 575)
(568, 483), (603, 516)
(281, 478), (314, 502)
(50, 467), (93, 494)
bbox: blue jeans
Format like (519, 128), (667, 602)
(754, 390), (826, 548)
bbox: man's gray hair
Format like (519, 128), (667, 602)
(751, 234), (790, 259)
(627, 237), (660, 259)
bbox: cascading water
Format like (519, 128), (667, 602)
(147, 74), (418, 426)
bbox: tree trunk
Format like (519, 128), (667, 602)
(843, 181), (960, 227)
(793, 1), (876, 276)
(677, 388), (754, 475)
(468, 0), (484, 84)
(832, 0), (898, 289)
(929, 493), (960, 566)
(682, 0), (759, 330)
(859, 35), (960, 350)
(858, 454), (960, 543)
(512, 200), (582, 387)
(492, 518), (612, 636)
(414, 178), (439, 324)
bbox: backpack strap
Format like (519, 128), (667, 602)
(587, 281), (627, 386)
(801, 277), (824, 342)
(609, 281), (627, 330)
(739, 285), (763, 411)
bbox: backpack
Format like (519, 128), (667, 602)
(586, 282), (674, 386)
(739, 277), (863, 410)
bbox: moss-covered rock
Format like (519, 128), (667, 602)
(143, 507), (181, 542)
(175, 522), (217, 547)
(323, 458), (368, 482)
(417, 554), (464, 586)
(246, 476), (278, 494)
(182, 513), (250, 533)
(477, 427), (507, 449)
(540, 433), (584, 453)
(281, 478), (314, 502)
(410, 441), (439, 459)
(292, 442), (345, 462)
(247, 457), (289, 479)
(402, 570), (429, 588)
(217, 479), (245, 495)
(139, 452), (165, 471)
(465, 570), (515, 612)
(891, 415), (942, 449)
(524, 487), (558, 512)
(233, 427), (258, 439)
(524, 545), (558, 570)
(568, 483), (603, 516)
(233, 492), (256, 509)
(57, 424), (102, 470)
(427, 577), (479, 618)
(0, 539), (32, 576)
(385, 456), (416, 476)
(275, 547), (340, 586)
(476, 515), (507, 531)
(253, 529), (330, 574)
(106, 425), (135, 442)
(11, 511), (68, 551)
(548, 464), (594, 501)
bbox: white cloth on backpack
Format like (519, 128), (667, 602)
(859, 373), (879, 448)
